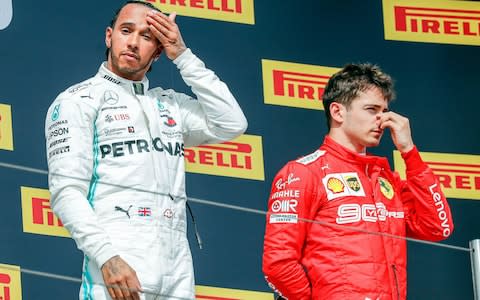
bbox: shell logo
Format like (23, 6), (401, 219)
(327, 177), (345, 193)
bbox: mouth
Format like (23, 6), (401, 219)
(121, 51), (139, 61)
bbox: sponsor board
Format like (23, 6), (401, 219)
(0, 263), (22, 300)
(196, 285), (273, 299)
(394, 150), (480, 200)
(383, 0), (480, 46)
(262, 59), (339, 110)
(21, 186), (70, 237)
(146, 0), (255, 25)
(185, 134), (264, 180)
(0, 104), (13, 151)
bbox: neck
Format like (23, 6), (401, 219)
(327, 129), (366, 154)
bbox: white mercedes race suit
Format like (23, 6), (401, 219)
(45, 49), (247, 300)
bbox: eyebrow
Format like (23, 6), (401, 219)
(118, 22), (136, 28)
(365, 104), (389, 111)
(117, 22), (152, 33)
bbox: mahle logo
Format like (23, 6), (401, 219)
(0, 0), (13, 30)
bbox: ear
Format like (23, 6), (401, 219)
(105, 27), (113, 48)
(329, 102), (345, 124)
(153, 45), (164, 62)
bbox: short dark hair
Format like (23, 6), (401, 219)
(105, 0), (162, 59)
(322, 63), (395, 130)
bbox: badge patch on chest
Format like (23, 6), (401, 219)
(322, 172), (365, 201)
(378, 177), (394, 200)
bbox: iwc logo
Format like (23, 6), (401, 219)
(0, 0), (13, 30)
(379, 177), (394, 200)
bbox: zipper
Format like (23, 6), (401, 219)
(392, 264), (400, 300)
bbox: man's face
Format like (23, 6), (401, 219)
(341, 87), (389, 151)
(105, 4), (162, 81)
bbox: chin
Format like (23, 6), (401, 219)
(366, 139), (381, 148)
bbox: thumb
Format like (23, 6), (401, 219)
(169, 12), (177, 22)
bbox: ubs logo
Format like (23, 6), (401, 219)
(0, 0), (13, 30)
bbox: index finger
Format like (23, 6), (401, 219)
(148, 9), (174, 25)
(126, 283), (141, 300)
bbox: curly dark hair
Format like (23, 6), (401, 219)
(322, 63), (395, 130)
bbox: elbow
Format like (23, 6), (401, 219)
(262, 260), (272, 278)
(442, 221), (454, 240)
(219, 114), (248, 140)
(238, 115), (248, 135)
(430, 221), (454, 242)
(262, 252), (282, 280)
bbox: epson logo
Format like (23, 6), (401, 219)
(48, 127), (69, 140)
(0, 0), (13, 30)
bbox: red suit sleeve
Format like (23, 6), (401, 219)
(262, 162), (319, 300)
(398, 146), (454, 241)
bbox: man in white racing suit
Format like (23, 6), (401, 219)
(44, 1), (247, 299)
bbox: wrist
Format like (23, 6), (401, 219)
(398, 142), (414, 154)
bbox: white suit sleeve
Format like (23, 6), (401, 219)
(45, 94), (118, 268)
(172, 48), (248, 147)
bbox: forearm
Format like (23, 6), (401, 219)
(50, 182), (118, 268)
(174, 49), (247, 138)
(402, 147), (454, 240)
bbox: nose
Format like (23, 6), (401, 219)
(126, 32), (139, 50)
(375, 112), (382, 127)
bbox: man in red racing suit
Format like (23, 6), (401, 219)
(262, 64), (453, 300)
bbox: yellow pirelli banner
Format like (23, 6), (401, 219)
(383, 0), (480, 46)
(185, 134), (264, 181)
(262, 59), (340, 111)
(0, 264), (22, 300)
(394, 151), (480, 200)
(21, 186), (70, 237)
(146, 0), (255, 24)
(196, 285), (273, 299)
(0, 103), (14, 151)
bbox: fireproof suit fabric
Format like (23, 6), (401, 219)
(262, 136), (453, 300)
(45, 48), (247, 300)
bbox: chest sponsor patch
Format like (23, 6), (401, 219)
(269, 213), (298, 224)
(323, 172), (365, 201)
(378, 177), (394, 200)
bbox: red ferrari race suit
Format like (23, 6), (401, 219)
(262, 136), (453, 300)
